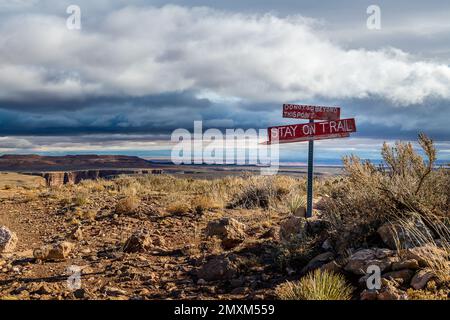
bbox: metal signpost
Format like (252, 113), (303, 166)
(268, 104), (357, 218)
(307, 119), (314, 219)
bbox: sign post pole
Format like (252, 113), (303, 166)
(306, 119), (314, 218)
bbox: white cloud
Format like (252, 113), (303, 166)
(0, 5), (450, 106)
(0, 0), (37, 11)
(0, 136), (33, 149)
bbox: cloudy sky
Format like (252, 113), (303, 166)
(0, 0), (450, 162)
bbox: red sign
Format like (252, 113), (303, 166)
(283, 104), (340, 121)
(268, 118), (356, 144)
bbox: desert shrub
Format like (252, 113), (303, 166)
(272, 235), (322, 272)
(227, 184), (271, 209)
(72, 192), (89, 207)
(321, 133), (450, 249)
(167, 202), (191, 215)
(275, 269), (353, 300)
(114, 176), (144, 197)
(227, 181), (288, 210)
(190, 195), (220, 214)
(115, 195), (140, 215)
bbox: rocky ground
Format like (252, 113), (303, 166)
(0, 174), (448, 300)
(0, 177), (288, 300)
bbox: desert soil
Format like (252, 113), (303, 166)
(0, 173), (290, 300)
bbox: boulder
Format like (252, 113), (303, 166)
(321, 239), (333, 251)
(392, 259), (419, 271)
(345, 248), (397, 275)
(123, 230), (152, 253)
(377, 217), (433, 250)
(301, 252), (334, 274)
(382, 269), (415, 284)
(279, 216), (307, 242)
(410, 270), (436, 290)
(320, 260), (343, 273)
(197, 254), (238, 281)
(293, 206), (306, 217)
(205, 218), (246, 249)
(33, 241), (74, 261)
(0, 226), (18, 253)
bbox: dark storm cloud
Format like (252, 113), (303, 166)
(0, 91), (210, 113)
(1, 90), (449, 142)
(0, 92), (214, 135)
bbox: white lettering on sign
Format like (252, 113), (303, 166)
(283, 104), (341, 121)
(268, 118), (356, 144)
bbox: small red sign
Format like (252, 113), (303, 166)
(283, 104), (340, 121)
(268, 118), (356, 144)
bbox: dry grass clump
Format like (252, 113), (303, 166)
(167, 202), (191, 215)
(107, 174), (303, 214)
(391, 212), (449, 264)
(72, 192), (89, 207)
(78, 179), (106, 193)
(51, 186), (83, 207)
(394, 219), (450, 284)
(275, 269), (353, 300)
(20, 191), (39, 203)
(190, 195), (221, 214)
(406, 281), (448, 300)
(115, 195), (140, 215)
(113, 176), (145, 197)
(321, 133), (450, 250)
(74, 208), (98, 221)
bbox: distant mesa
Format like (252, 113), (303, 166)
(0, 154), (152, 171)
(0, 154), (164, 187)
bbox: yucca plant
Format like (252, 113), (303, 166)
(288, 194), (307, 215)
(275, 269), (353, 300)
